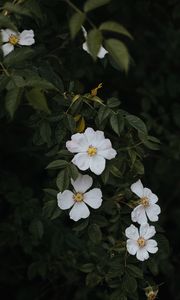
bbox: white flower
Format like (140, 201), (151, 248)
(0, 29), (35, 56)
(131, 179), (161, 225)
(66, 127), (117, 175)
(125, 223), (158, 261)
(82, 26), (108, 59)
(57, 174), (103, 221)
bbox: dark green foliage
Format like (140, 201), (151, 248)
(0, 0), (179, 299)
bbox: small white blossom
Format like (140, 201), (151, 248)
(66, 127), (117, 175)
(131, 179), (161, 225)
(57, 174), (103, 221)
(82, 26), (108, 59)
(125, 223), (158, 261)
(0, 29), (35, 56)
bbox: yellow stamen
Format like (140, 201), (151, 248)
(140, 197), (149, 207)
(137, 237), (146, 247)
(87, 146), (97, 156)
(73, 192), (84, 202)
(91, 83), (102, 97)
(9, 34), (19, 45)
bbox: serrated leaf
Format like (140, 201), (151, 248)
(3, 2), (32, 17)
(105, 38), (130, 72)
(69, 12), (85, 39)
(84, 0), (111, 12)
(98, 105), (111, 123)
(5, 87), (23, 118)
(126, 114), (147, 135)
(126, 265), (143, 279)
(26, 88), (51, 114)
(86, 272), (102, 287)
(110, 113), (124, 136)
(79, 263), (95, 273)
(107, 97), (121, 108)
(87, 29), (103, 60)
(56, 168), (70, 192)
(100, 21), (133, 39)
(68, 164), (79, 180)
(46, 160), (68, 170)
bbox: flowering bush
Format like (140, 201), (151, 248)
(0, 0), (175, 300)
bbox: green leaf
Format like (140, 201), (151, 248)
(4, 48), (35, 67)
(126, 265), (143, 279)
(69, 12), (85, 39)
(105, 38), (130, 72)
(0, 15), (17, 31)
(68, 164), (79, 180)
(79, 263), (95, 273)
(40, 121), (52, 144)
(25, 88), (51, 114)
(110, 113), (124, 136)
(46, 160), (68, 170)
(126, 114), (147, 135)
(3, 2), (32, 17)
(88, 224), (102, 244)
(123, 273), (137, 293)
(56, 168), (70, 192)
(86, 272), (102, 287)
(25, 78), (57, 90)
(87, 29), (103, 60)
(107, 97), (121, 108)
(134, 160), (144, 175)
(100, 21), (133, 39)
(84, 0), (111, 12)
(29, 220), (44, 239)
(5, 87), (23, 118)
(98, 105), (111, 123)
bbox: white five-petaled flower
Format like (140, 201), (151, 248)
(66, 127), (117, 175)
(130, 179), (161, 225)
(57, 174), (103, 221)
(82, 26), (108, 59)
(0, 29), (35, 56)
(125, 223), (158, 261)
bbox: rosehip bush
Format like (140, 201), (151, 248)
(0, 0), (174, 300)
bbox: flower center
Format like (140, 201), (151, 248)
(9, 34), (19, 45)
(137, 237), (146, 247)
(73, 192), (84, 202)
(87, 146), (97, 156)
(140, 197), (149, 207)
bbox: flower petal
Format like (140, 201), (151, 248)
(84, 127), (95, 144)
(125, 224), (139, 240)
(71, 174), (93, 193)
(140, 224), (156, 239)
(131, 205), (147, 225)
(98, 148), (117, 159)
(136, 248), (149, 261)
(89, 155), (105, 175)
(84, 188), (103, 208)
(145, 239), (158, 254)
(82, 26), (87, 38)
(131, 179), (144, 197)
(143, 187), (158, 204)
(69, 202), (90, 221)
(72, 153), (90, 171)
(145, 204), (161, 222)
(19, 30), (35, 46)
(66, 133), (88, 153)
(1, 29), (10, 42)
(127, 239), (138, 255)
(97, 46), (108, 58)
(82, 41), (89, 53)
(1, 43), (14, 56)
(57, 190), (74, 210)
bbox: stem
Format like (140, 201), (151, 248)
(65, 0), (96, 29)
(0, 63), (10, 77)
(118, 142), (143, 151)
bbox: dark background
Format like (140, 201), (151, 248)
(0, 0), (180, 299)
